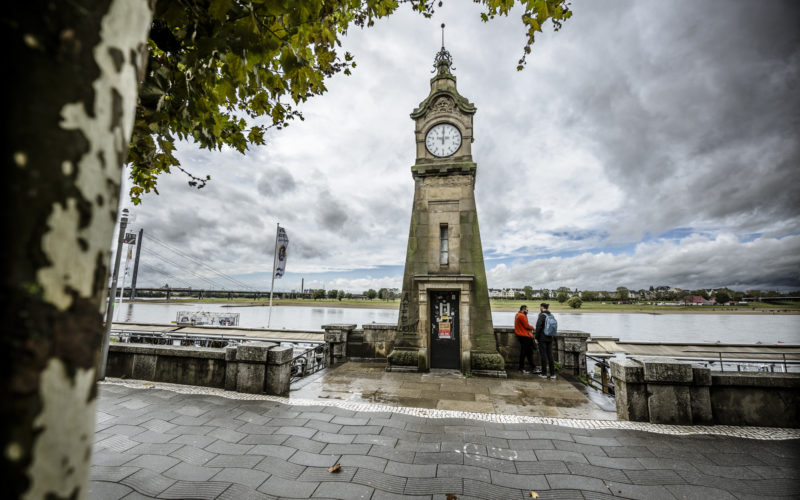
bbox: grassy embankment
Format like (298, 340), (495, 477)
(134, 296), (800, 314)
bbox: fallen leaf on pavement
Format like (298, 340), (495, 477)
(327, 464), (341, 473)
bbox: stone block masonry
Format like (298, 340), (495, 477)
(106, 341), (293, 396)
(611, 356), (800, 428)
(322, 323), (356, 366)
(495, 327), (590, 376)
(340, 324), (590, 377)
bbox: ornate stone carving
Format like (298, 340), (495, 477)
(430, 97), (454, 115)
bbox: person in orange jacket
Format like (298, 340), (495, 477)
(514, 305), (540, 374)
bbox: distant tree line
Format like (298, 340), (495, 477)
(492, 285), (799, 310)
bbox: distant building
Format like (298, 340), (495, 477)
(686, 295), (713, 305)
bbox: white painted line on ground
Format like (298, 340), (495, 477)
(100, 379), (800, 441)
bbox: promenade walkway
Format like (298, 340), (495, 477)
(289, 362), (616, 420)
(91, 367), (799, 500)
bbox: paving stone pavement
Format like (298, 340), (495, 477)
(90, 382), (800, 499)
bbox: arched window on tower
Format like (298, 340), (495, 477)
(440, 224), (449, 266)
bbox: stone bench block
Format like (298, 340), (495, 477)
(236, 341), (276, 394)
(611, 358), (644, 383)
(266, 346), (293, 396)
(690, 385), (713, 425)
(634, 356), (693, 384)
(237, 341), (277, 362)
(224, 346), (238, 391)
(692, 365), (712, 386)
(322, 324), (355, 365)
(647, 385), (692, 425)
(267, 345), (293, 364)
(610, 359), (648, 422)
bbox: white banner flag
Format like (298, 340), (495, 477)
(274, 227), (289, 278)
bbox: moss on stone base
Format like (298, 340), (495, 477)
(388, 349), (419, 367)
(471, 352), (505, 371)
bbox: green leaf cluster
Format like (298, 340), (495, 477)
(128, 1), (571, 202)
(478, 0), (573, 70)
(129, 0), (431, 203)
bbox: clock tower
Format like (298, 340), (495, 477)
(388, 35), (505, 376)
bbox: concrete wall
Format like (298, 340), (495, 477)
(611, 356), (800, 428)
(495, 327), (589, 376)
(343, 324), (589, 377)
(710, 372), (800, 427)
(107, 341), (293, 396)
(346, 323), (396, 361)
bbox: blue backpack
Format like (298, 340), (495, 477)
(544, 313), (558, 337)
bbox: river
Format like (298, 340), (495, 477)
(113, 302), (799, 345)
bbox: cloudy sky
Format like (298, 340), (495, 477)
(118, 0), (800, 293)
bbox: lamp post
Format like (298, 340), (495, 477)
(98, 208), (129, 380)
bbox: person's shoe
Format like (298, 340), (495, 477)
(532, 368), (542, 374)
(548, 375), (556, 380)
(538, 374), (548, 379)
(519, 369), (531, 374)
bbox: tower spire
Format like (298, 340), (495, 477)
(432, 23), (455, 74)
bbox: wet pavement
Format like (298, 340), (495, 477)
(290, 363), (616, 421)
(90, 365), (800, 499)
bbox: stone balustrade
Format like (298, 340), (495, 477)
(494, 327), (590, 376)
(346, 323), (396, 361)
(107, 341), (293, 395)
(321, 323), (357, 366)
(327, 323), (589, 377)
(611, 356), (800, 427)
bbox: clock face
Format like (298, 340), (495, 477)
(425, 123), (462, 158)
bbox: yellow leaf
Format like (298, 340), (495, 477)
(529, 492), (539, 498)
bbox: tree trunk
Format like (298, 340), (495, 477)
(1, 1), (152, 498)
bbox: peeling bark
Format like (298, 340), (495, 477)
(1, 1), (152, 498)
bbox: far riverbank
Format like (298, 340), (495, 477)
(111, 302), (800, 344)
(124, 298), (800, 315)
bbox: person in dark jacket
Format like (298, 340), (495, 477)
(535, 303), (556, 379)
(514, 305), (540, 374)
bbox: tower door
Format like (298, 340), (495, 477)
(430, 291), (460, 369)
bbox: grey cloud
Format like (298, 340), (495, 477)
(314, 191), (349, 231)
(121, 0), (798, 291)
(564, 0), (800, 237)
(257, 167), (297, 198)
(487, 234), (800, 291)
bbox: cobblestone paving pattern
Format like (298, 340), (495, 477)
(90, 382), (800, 499)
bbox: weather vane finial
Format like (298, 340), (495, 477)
(432, 23), (455, 74)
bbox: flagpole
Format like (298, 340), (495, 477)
(267, 223), (280, 328)
(115, 242), (132, 322)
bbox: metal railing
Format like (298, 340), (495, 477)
(680, 350), (800, 374)
(290, 344), (328, 384)
(585, 354), (615, 394)
(585, 350), (800, 396)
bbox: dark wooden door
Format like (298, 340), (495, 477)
(430, 291), (460, 369)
